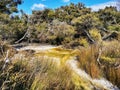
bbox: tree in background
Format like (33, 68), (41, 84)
(0, 0), (24, 43)
(0, 0), (22, 14)
(71, 13), (102, 43)
(98, 6), (120, 32)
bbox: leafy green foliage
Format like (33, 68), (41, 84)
(72, 14), (102, 31)
(0, 2), (120, 45)
(98, 6), (120, 28)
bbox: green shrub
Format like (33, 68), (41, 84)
(89, 28), (102, 41)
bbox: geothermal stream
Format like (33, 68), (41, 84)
(16, 45), (119, 90)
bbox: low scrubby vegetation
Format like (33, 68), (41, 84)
(0, 40), (120, 89)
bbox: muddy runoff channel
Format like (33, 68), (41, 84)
(15, 45), (119, 90)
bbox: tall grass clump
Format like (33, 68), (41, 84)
(77, 44), (102, 79)
(77, 41), (120, 88)
(0, 56), (33, 90)
(100, 41), (120, 88)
